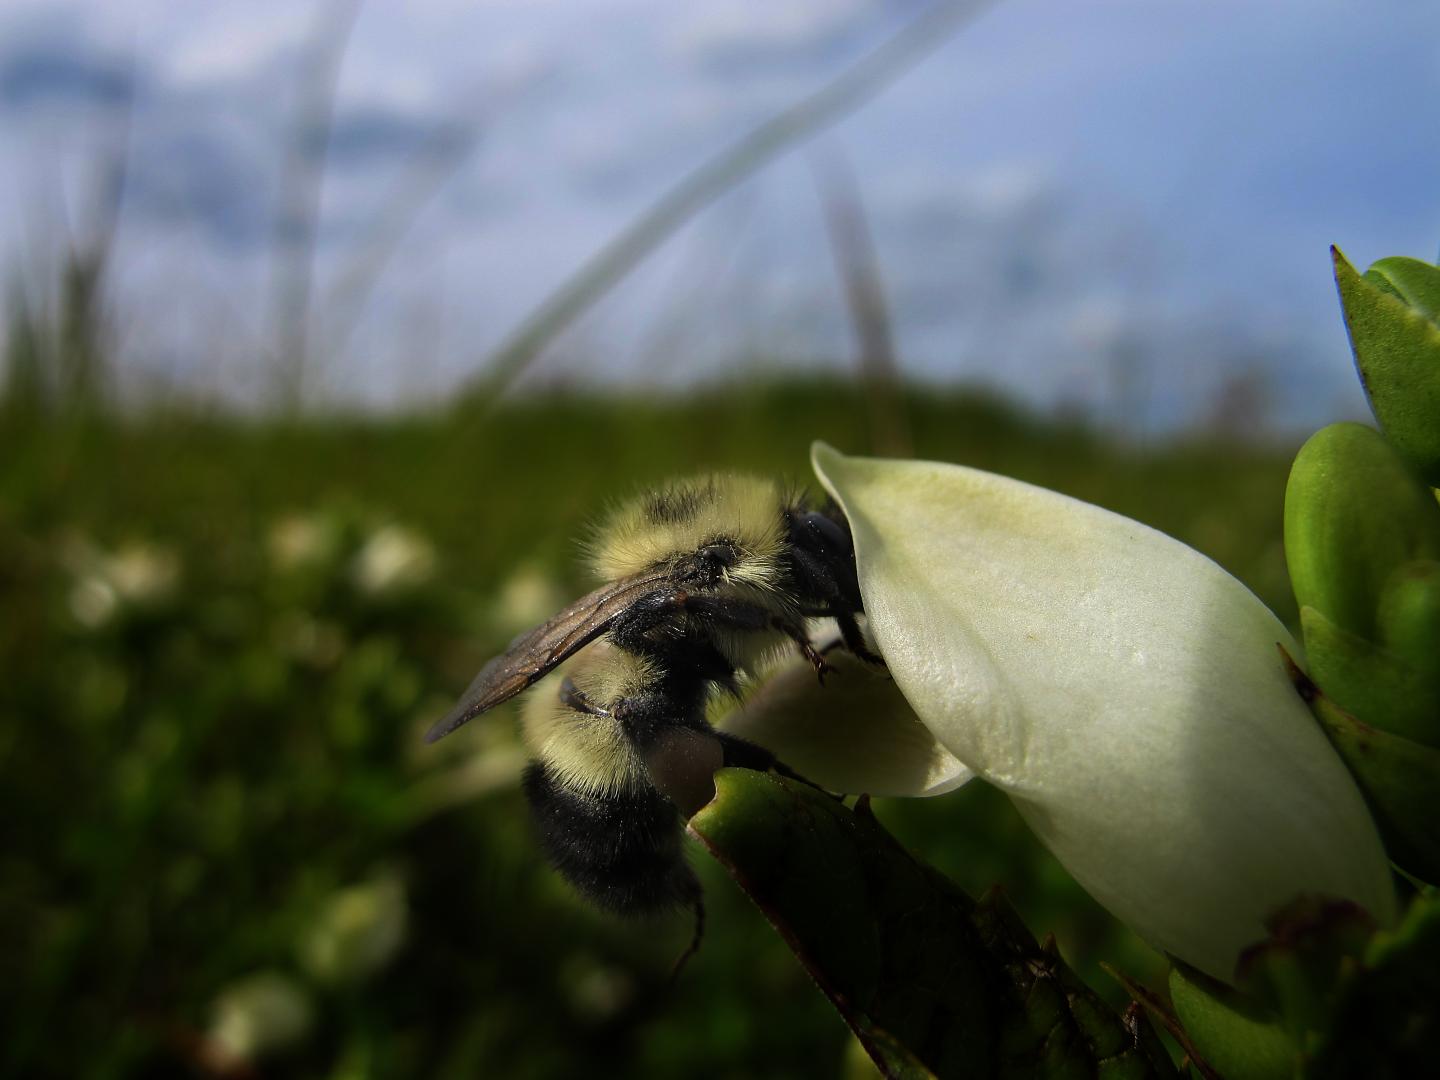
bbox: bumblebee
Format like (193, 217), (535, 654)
(425, 474), (873, 965)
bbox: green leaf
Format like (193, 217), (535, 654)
(1365, 257), (1440, 326)
(689, 771), (1176, 1079)
(1168, 891), (1440, 1078)
(1376, 558), (1440, 674)
(1311, 696), (1440, 886)
(1306, 889), (1440, 1079)
(1285, 421), (1440, 644)
(1283, 652), (1440, 885)
(1298, 606), (1440, 748)
(1234, 897), (1376, 1043)
(1167, 963), (1296, 1080)
(1333, 247), (1440, 485)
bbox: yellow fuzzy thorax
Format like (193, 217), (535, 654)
(520, 645), (660, 797)
(587, 473), (794, 591)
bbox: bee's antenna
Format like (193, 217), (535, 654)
(668, 895), (706, 985)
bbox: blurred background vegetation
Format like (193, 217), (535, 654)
(1, 0), (1418, 1075)
(1, 274), (1296, 1077)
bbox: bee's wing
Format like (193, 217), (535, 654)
(424, 569), (676, 743)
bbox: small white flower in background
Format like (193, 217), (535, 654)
(491, 562), (569, 638)
(205, 970), (313, 1069)
(808, 442), (1396, 983)
(298, 873), (408, 984)
(267, 513), (340, 571)
(351, 524), (436, 596)
(64, 539), (180, 629)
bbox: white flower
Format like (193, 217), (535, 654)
(206, 971), (313, 1067)
(298, 873), (408, 984)
(809, 442), (1396, 982)
(720, 648), (971, 798)
(64, 539), (180, 628)
(490, 562), (569, 637)
(351, 524), (436, 596)
(267, 514), (340, 571)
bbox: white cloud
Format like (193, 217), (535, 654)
(164, 6), (310, 88)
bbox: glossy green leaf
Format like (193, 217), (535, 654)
(1364, 256), (1440, 328)
(1376, 558), (1440, 675)
(1167, 964), (1295, 1080)
(1285, 422), (1440, 644)
(1333, 248), (1440, 484)
(1285, 653), (1440, 885)
(689, 771), (1176, 1079)
(1298, 606), (1440, 748)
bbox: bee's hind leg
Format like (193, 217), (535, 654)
(667, 882), (705, 985)
(713, 731), (842, 802)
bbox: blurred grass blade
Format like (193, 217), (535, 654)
(268, 0), (365, 412)
(813, 145), (913, 458)
(465, 0), (997, 409)
(689, 770), (1175, 1079)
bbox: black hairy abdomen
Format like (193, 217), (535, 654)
(522, 763), (700, 917)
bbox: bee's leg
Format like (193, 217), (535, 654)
(712, 729), (775, 771)
(669, 890), (706, 985)
(559, 677), (610, 716)
(673, 595), (831, 681)
(713, 730), (841, 800)
(607, 591), (681, 651)
(781, 623), (832, 682)
(834, 612), (886, 667)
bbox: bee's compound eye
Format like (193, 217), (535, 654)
(642, 729), (724, 817)
(800, 512), (850, 554)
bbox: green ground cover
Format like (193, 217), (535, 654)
(0, 381), (1297, 1077)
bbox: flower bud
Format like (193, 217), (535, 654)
(811, 443), (1395, 982)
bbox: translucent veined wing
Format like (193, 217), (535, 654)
(424, 569), (677, 743)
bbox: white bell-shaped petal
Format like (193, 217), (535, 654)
(811, 442), (1395, 982)
(719, 649), (973, 798)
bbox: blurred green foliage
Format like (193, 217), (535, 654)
(0, 382), (1299, 1077)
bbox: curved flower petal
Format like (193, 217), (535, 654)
(718, 649), (973, 798)
(811, 442), (1396, 982)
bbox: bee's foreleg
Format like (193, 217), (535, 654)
(786, 628), (833, 683)
(834, 612), (886, 667)
(666, 594), (832, 682)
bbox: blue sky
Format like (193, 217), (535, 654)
(0, 0), (1436, 431)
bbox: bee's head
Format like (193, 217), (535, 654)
(588, 473), (790, 588)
